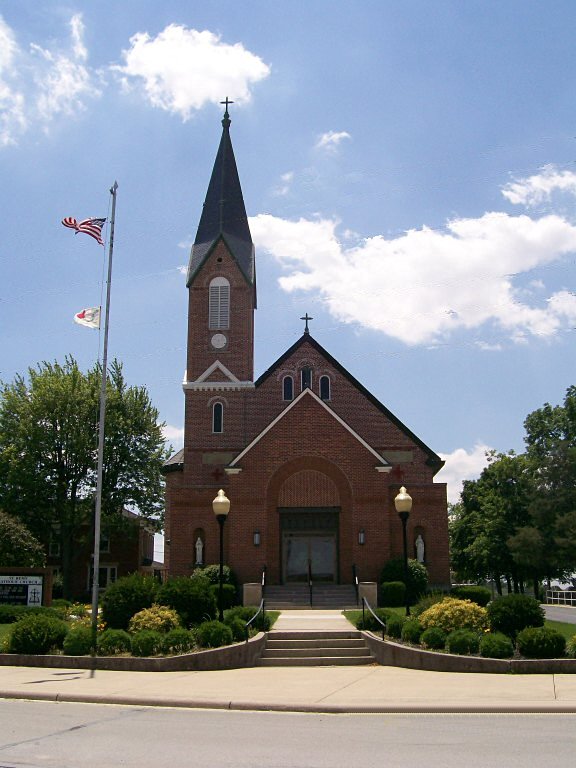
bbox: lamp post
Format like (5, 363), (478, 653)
(212, 489), (230, 622)
(394, 486), (412, 617)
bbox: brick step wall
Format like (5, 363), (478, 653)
(258, 629), (375, 667)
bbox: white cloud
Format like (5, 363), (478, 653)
(273, 171), (294, 197)
(315, 130), (351, 152)
(0, 14), (99, 145)
(115, 25), (270, 120)
(163, 424), (184, 448)
(436, 444), (492, 503)
(502, 165), (576, 207)
(249, 204), (576, 345)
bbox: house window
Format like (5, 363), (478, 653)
(88, 565), (117, 591)
(283, 375), (294, 401)
(319, 375), (331, 401)
(301, 367), (312, 391)
(100, 532), (110, 553)
(212, 402), (224, 433)
(209, 277), (230, 329)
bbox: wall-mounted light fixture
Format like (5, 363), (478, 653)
(358, 529), (365, 545)
(253, 530), (261, 546)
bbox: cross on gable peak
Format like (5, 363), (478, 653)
(300, 312), (313, 334)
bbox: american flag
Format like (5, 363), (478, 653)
(62, 216), (106, 245)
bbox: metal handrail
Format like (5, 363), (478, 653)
(362, 596), (386, 640)
(308, 559), (313, 606)
(352, 563), (359, 606)
(261, 565), (267, 597)
(244, 597), (266, 642)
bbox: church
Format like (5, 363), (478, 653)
(163, 105), (450, 594)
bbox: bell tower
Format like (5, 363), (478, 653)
(182, 101), (256, 477)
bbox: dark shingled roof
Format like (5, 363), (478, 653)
(186, 109), (255, 291)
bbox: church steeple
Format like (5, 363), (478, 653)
(187, 100), (255, 297)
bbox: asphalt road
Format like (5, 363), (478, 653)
(543, 604), (576, 624)
(1, 700), (576, 768)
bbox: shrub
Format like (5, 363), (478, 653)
(196, 620), (233, 648)
(420, 626), (447, 650)
(97, 628), (132, 656)
(131, 630), (164, 657)
(163, 628), (196, 655)
(516, 627), (566, 659)
(419, 598), (488, 634)
(401, 619), (423, 644)
(210, 583), (237, 611)
(226, 617), (248, 642)
(224, 605), (271, 632)
(7, 615), (69, 654)
(479, 632), (514, 659)
(451, 585), (492, 607)
(487, 594), (545, 639)
(101, 573), (158, 630)
(567, 634), (576, 659)
(354, 608), (393, 632)
(194, 564), (237, 587)
(412, 592), (447, 617)
(157, 576), (217, 628)
(128, 604), (180, 634)
(379, 558), (428, 603)
(385, 614), (406, 639)
(63, 625), (93, 656)
(0, 605), (58, 624)
(380, 581), (406, 607)
(446, 629), (480, 655)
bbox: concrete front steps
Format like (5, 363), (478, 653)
(265, 584), (359, 609)
(259, 629), (376, 666)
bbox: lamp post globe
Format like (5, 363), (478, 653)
(394, 486), (412, 617)
(212, 489), (230, 622)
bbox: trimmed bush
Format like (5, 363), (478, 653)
(412, 592), (447, 617)
(451, 585), (491, 607)
(380, 581), (406, 607)
(97, 628), (132, 656)
(479, 632), (514, 659)
(157, 576), (217, 628)
(446, 629), (480, 655)
(354, 608), (393, 632)
(385, 614), (406, 639)
(567, 634), (576, 659)
(210, 583), (237, 611)
(226, 617), (247, 643)
(163, 628), (196, 655)
(420, 626), (447, 650)
(196, 620), (233, 648)
(487, 594), (545, 639)
(128, 604), (180, 634)
(131, 630), (164, 657)
(379, 558), (428, 603)
(516, 626), (566, 659)
(224, 605), (271, 632)
(7, 614), (69, 655)
(101, 573), (158, 630)
(400, 619), (423, 644)
(193, 564), (237, 587)
(0, 605), (58, 624)
(63, 625), (93, 656)
(419, 598), (488, 634)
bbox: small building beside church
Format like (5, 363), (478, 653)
(163, 106), (450, 592)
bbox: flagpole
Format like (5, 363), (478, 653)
(91, 181), (118, 653)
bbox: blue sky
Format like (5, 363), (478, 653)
(2, 1), (576, 534)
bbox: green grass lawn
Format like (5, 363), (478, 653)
(545, 619), (576, 642)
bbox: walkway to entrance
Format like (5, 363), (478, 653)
(272, 609), (353, 632)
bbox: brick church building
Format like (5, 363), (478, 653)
(163, 106), (450, 592)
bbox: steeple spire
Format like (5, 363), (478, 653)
(187, 100), (255, 291)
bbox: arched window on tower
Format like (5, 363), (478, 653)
(212, 402), (224, 433)
(301, 367), (312, 391)
(283, 375), (294, 401)
(319, 375), (331, 401)
(209, 277), (230, 329)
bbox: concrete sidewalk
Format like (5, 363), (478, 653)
(1, 610), (576, 713)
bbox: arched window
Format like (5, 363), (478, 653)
(319, 375), (331, 401)
(212, 402), (223, 433)
(283, 375), (294, 401)
(301, 367), (312, 391)
(209, 277), (230, 329)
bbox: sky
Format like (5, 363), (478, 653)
(1, 1), (576, 558)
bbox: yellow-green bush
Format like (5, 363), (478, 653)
(419, 597), (488, 634)
(128, 604), (180, 634)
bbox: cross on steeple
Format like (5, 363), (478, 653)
(220, 97), (234, 118)
(300, 313), (313, 334)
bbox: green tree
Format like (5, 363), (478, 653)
(0, 357), (168, 598)
(0, 510), (46, 567)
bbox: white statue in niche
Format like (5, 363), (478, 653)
(195, 537), (204, 566)
(415, 534), (425, 563)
